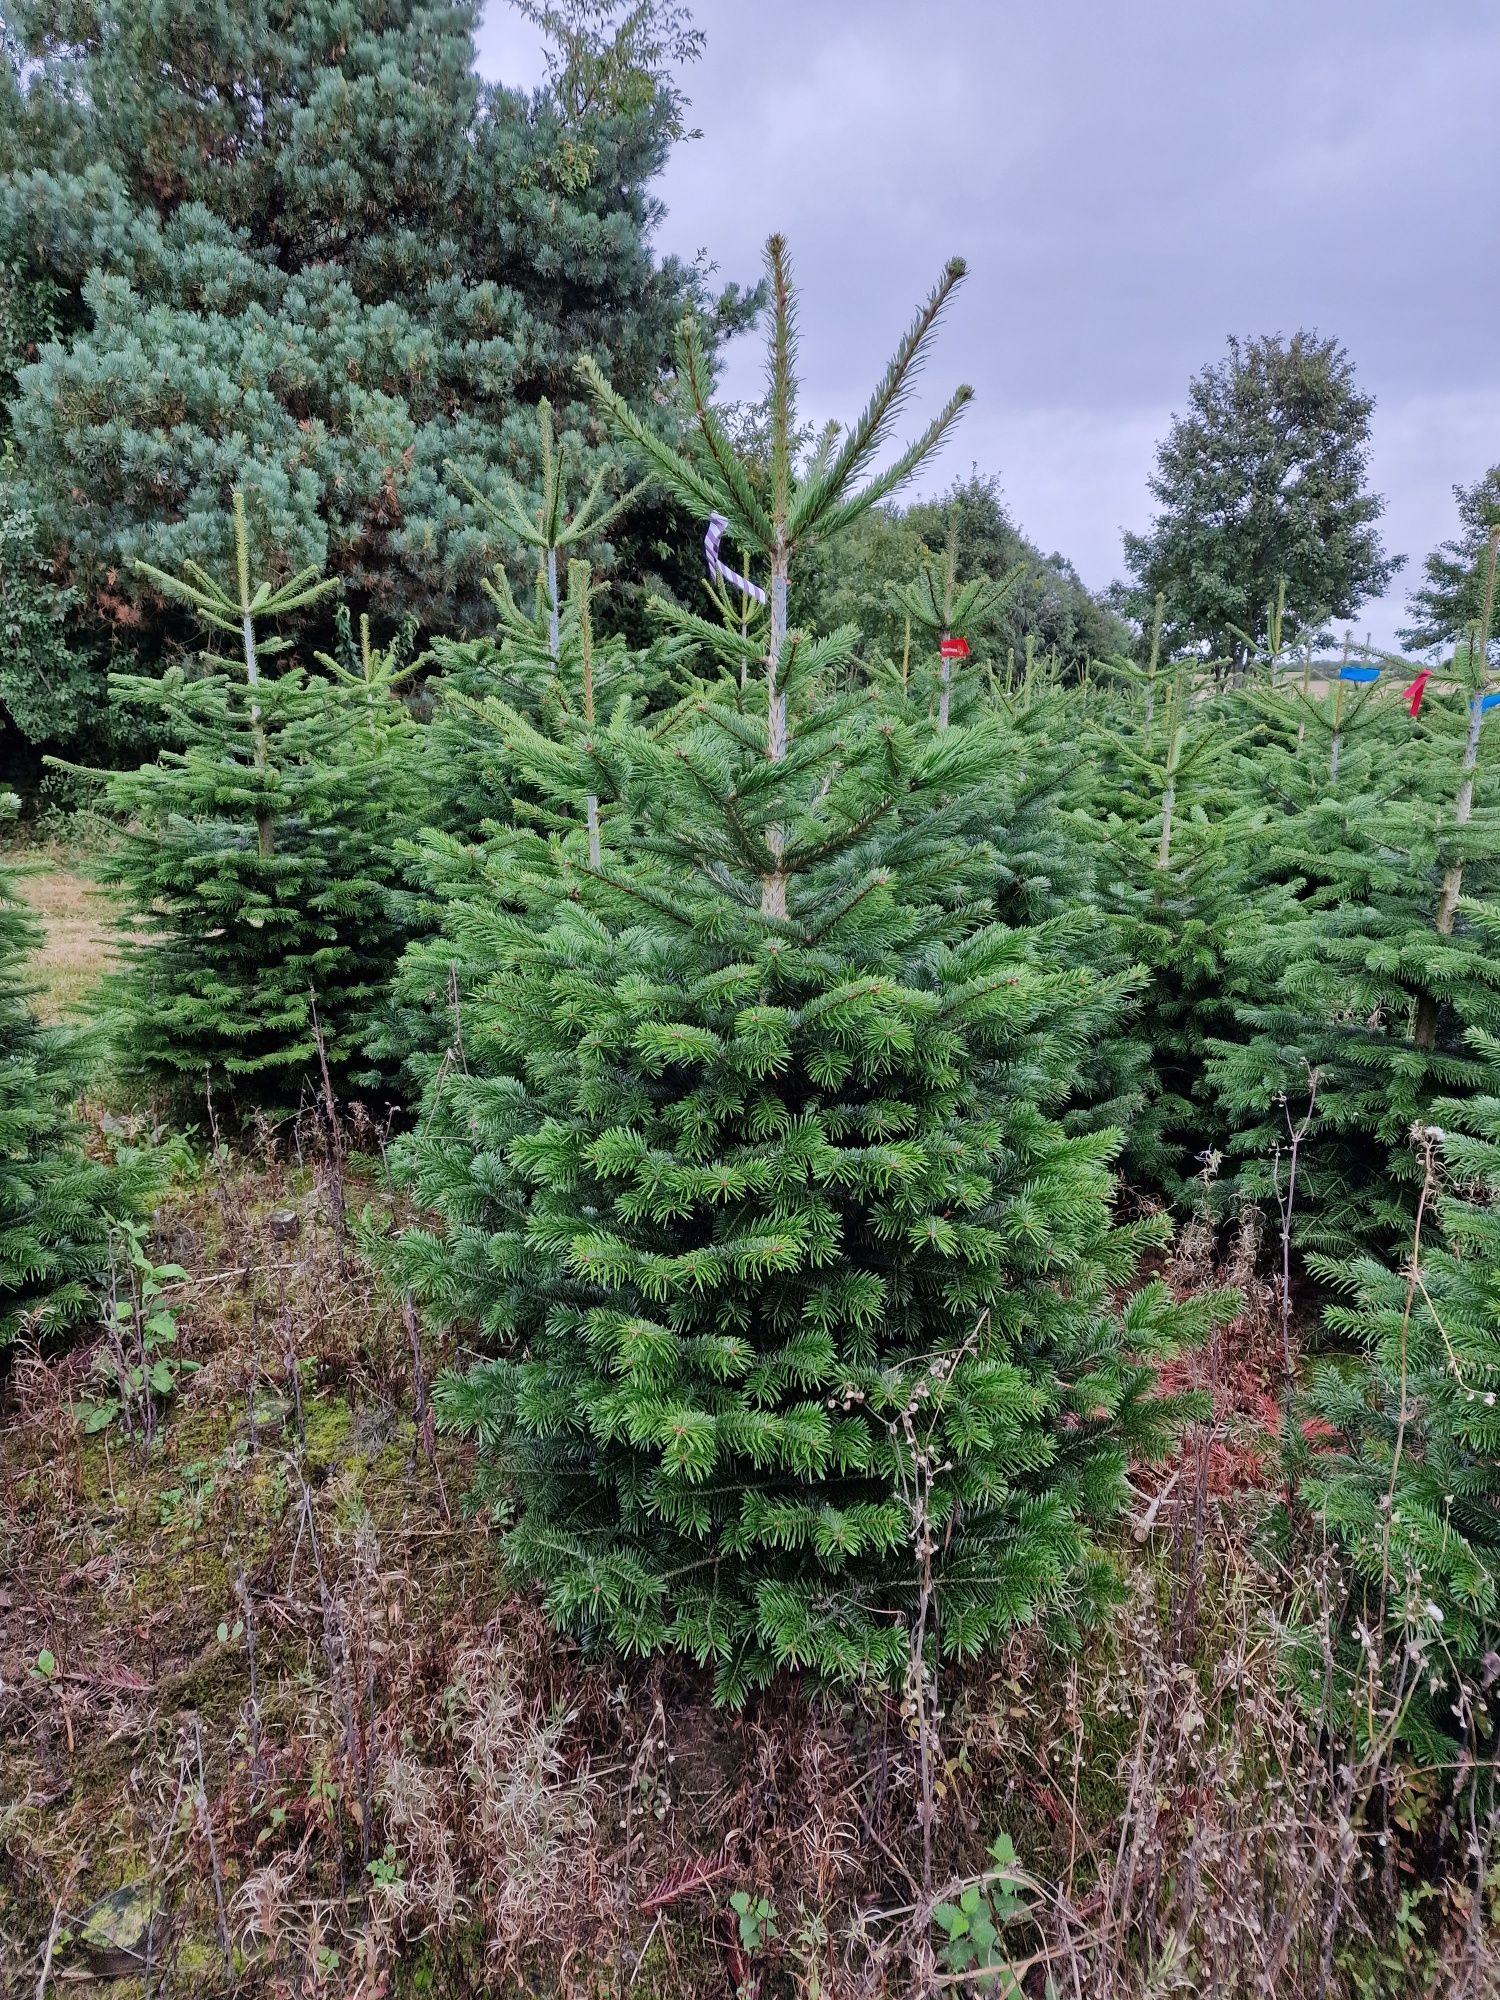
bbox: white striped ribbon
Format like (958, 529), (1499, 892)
(705, 513), (766, 606)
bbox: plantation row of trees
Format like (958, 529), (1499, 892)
(3, 221), (1498, 1756)
(4, 0), (1500, 1793)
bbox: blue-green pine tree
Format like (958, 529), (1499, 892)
(0, 0), (753, 752)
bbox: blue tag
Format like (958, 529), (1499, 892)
(1482, 692), (1500, 713)
(1338, 665), (1380, 683)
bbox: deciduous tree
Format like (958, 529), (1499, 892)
(1122, 333), (1400, 666)
(1401, 464), (1500, 660)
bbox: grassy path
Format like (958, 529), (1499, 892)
(9, 854), (117, 1022)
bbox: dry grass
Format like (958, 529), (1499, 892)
(2, 1134), (1498, 1996)
(7, 856), (118, 1023)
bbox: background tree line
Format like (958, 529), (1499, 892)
(0, 0), (1494, 773)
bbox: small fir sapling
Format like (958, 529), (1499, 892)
(418, 406), (691, 843)
(885, 509), (1024, 730)
(1080, 648), (1274, 1203)
(392, 532), (693, 1089)
(58, 494), (419, 1110)
(1297, 1107), (1500, 1760)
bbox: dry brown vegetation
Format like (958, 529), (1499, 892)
(8, 856), (117, 1023)
(2, 1110), (1497, 1999)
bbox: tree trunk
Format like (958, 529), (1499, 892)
(1414, 698), (1486, 1049)
(761, 548), (790, 920)
(240, 588), (274, 860)
(579, 568), (601, 869)
(546, 546), (561, 664)
(1157, 772), (1176, 873)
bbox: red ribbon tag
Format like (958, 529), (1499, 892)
(1402, 669), (1433, 716)
(939, 636), (969, 659)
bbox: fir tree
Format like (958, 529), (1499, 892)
(0, 797), (156, 1344)
(1272, 640), (1386, 785)
(1401, 472), (1500, 660)
(1299, 1108), (1500, 1757)
(421, 553), (683, 838)
(1082, 649), (1274, 1203)
(796, 472), (1126, 681)
(1207, 606), (1500, 1251)
(61, 495), (420, 1111)
(909, 475), (1126, 672)
(389, 239), (1207, 1700)
(384, 412), (700, 1090)
(886, 510), (1022, 731)
(431, 395), (673, 843)
(389, 549), (689, 1085)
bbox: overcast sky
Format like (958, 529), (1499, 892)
(476, 1), (1500, 648)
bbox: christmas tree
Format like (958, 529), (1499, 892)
(1081, 638), (1278, 1203)
(885, 509), (1022, 730)
(420, 399), (689, 843)
(389, 239), (1207, 1701)
(792, 472), (1128, 684)
(1208, 568), (1500, 1251)
(62, 495), (420, 1112)
(386, 426), (696, 1091)
(1299, 1108), (1500, 1756)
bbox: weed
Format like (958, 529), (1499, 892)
(931, 1833), (1033, 1994)
(730, 1888), (779, 1952)
(73, 1222), (194, 1448)
(4, 1129), (1499, 1996)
